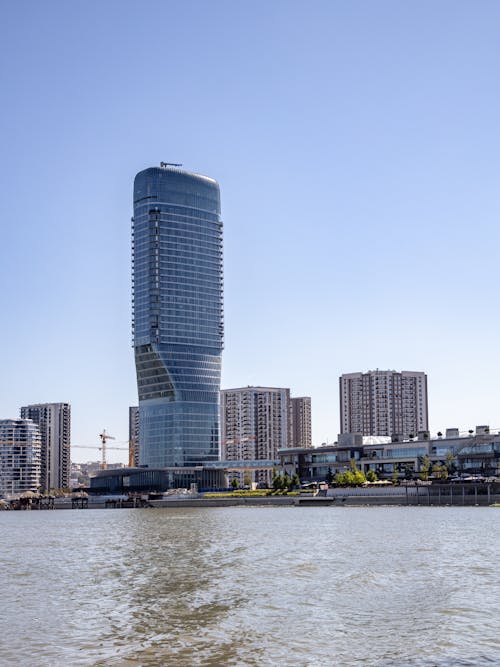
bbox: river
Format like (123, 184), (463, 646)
(0, 506), (498, 666)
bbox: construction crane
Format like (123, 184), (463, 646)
(99, 430), (115, 470)
(72, 432), (129, 469)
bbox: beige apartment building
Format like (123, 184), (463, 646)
(291, 396), (312, 448)
(340, 370), (428, 440)
(221, 386), (291, 485)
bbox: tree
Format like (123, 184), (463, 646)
(352, 470), (366, 486)
(231, 478), (239, 489)
(445, 451), (456, 475)
(291, 473), (300, 489)
(366, 469), (378, 483)
(335, 469), (365, 486)
(243, 471), (252, 488)
(334, 472), (345, 486)
(419, 455), (431, 481)
(432, 462), (442, 478)
(282, 473), (291, 491)
(326, 467), (333, 485)
(272, 471), (283, 491)
(439, 464), (449, 481)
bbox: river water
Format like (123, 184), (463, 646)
(0, 506), (498, 666)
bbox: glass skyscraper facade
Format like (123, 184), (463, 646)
(132, 166), (223, 468)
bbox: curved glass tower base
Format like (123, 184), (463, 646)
(132, 167), (223, 468)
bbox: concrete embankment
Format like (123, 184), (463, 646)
(148, 496), (299, 508)
(326, 483), (500, 507)
(5, 483), (498, 510)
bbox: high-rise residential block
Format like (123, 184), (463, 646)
(19, 403), (71, 491)
(128, 406), (140, 467)
(221, 386), (291, 485)
(339, 370), (428, 440)
(291, 396), (312, 448)
(133, 165), (223, 467)
(0, 419), (41, 496)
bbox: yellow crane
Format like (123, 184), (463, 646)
(98, 430), (115, 470)
(72, 431), (129, 469)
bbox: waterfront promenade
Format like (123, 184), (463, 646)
(2, 482), (499, 510)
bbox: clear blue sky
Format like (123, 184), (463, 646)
(1, 1), (500, 463)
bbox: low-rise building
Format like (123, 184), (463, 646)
(278, 426), (500, 483)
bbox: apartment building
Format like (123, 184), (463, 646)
(340, 370), (428, 440)
(221, 386), (291, 485)
(20, 403), (71, 491)
(291, 396), (312, 448)
(0, 419), (41, 496)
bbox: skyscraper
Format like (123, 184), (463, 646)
(133, 165), (223, 468)
(19, 403), (71, 491)
(339, 370), (428, 439)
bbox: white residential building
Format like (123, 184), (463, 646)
(20, 403), (71, 491)
(0, 419), (41, 497)
(340, 370), (428, 440)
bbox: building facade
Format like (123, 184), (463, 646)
(128, 406), (140, 467)
(340, 370), (428, 440)
(291, 396), (312, 448)
(0, 419), (41, 497)
(221, 386), (291, 485)
(133, 165), (223, 468)
(278, 425), (500, 483)
(19, 403), (71, 491)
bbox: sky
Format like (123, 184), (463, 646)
(1, 0), (500, 463)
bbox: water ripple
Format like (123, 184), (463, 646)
(0, 506), (498, 666)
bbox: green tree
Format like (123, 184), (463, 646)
(334, 472), (345, 486)
(353, 470), (366, 486)
(272, 471), (283, 491)
(445, 451), (456, 475)
(282, 473), (291, 491)
(231, 478), (239, 489)
(343, 471), (355, 486)
(432, 462), (441, 478)
(243, 471), (252, 487)
(366, 469), (378, 483)
(419, 455), (431, 481)
(291, 473), (300, 489)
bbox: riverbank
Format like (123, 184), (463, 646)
(2, 482), (499, 509)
